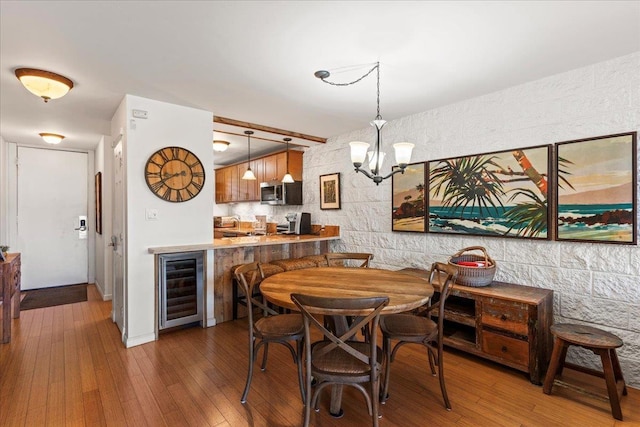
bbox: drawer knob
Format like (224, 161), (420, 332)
(500, 314), (508, 321)
(501, 346), (508, 353)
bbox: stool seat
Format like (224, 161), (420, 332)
(543, 323), (627, 421)
(551, 324), (623, 349)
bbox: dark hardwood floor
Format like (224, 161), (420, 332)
(1, 285), (638, 426)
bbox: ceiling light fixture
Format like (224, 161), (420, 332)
(213, 140), (230, 152)
(314, 62), (414, 185)
(15, 68), (74, 103)
(39, 132), (65, 144)
(281, 138), (295, 183)
(241, 130), (256, 180)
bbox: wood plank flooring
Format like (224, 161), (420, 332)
(1, 285), (639, 426)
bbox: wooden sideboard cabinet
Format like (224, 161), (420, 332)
(1, 253), (21, 344)
(402, 268), (553, 384)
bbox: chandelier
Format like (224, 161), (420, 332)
(314, 62), (414, 185)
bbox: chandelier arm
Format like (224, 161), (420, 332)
(353, 166), (376, 180)
(379, 167), (406, 181)
(317, 63), (379, 87)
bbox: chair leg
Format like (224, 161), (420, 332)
(543, 337), (568, 395)
(436, 346), (451, 410)
(241, 343), (255, 403)
(599, 348), (623, 421)
(260, 343), (269, 371)
(296, 339), (305, 403)
(428, 346), (436, 376)
(372, 377), (380, 427)
(381, 337), (391, 403)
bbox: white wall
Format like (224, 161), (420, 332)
(302, 52), (640, 387)
(111, 95), (213, 347)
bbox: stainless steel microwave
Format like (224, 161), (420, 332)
(260, 181), (303, 205)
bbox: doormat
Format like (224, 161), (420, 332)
(20, 284), (88, 310)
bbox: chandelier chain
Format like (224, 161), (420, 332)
(318, 62), (379, 88)
(376, 63), (381, 119)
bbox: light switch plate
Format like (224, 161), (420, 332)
(146, 208), (159, 220)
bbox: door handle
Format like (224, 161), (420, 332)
(75, 226), (87, 231)
(109, 235), (118, 251)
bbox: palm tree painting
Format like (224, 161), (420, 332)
(555, 132), (637, 244)
(392, 162), (426, 232)
(428, 145), (551, 238)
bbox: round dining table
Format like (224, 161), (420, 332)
(260, 266), (434, 417)
(260, 266), (434, 314)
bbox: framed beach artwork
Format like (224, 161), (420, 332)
(320, 173), (341, 210)
(392, 162), (426, 232)
(428, 145), (552, 239)
(555, 132), (637, 244)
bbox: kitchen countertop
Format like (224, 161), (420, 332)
(147, 233), (340, 254)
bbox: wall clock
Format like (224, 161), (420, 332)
(144, 146), (205, 202)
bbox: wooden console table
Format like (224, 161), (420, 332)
(1, 253), (21, 343)
(401, 268), (554, 384)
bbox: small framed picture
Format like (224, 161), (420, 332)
(320, 173), (341, 210)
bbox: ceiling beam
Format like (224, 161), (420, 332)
(213, 116), (327, 144)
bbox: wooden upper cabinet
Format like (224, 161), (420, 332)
(237, 159), (260, 201)
(215, 165), (238, 203)
(215, 150), (303, 203)
(262, 150), (303, 182)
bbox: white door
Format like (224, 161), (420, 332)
(112, 138), (126, 335)
(17, 147), (88, 290)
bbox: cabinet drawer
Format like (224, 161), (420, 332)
(481, 299), (528, 335)
(482, 330), (529, 367)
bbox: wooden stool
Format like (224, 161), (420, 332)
(543, 323), (627, 420)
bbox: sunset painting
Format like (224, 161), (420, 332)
(392, 162), (426, 232)
(555, 132), (637, 244)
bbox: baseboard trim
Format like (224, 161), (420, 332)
(124, 332), (156, 348)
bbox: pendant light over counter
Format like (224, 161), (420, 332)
(241, 130), (256, 180)
(282, 137), (295, 183)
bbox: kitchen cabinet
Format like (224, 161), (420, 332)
(237, 159), (261, 201)
(215, 150), (303, 203)
(215, 166), (238, 203)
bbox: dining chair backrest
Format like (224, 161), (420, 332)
(325, 252), (373, 268)
(234, 262), (279, 329)
(291, 293), (388, 366)
(426, 262), (458, 337)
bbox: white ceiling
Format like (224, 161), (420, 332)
(1, 1), (639, 166)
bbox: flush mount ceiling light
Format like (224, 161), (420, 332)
(212, 140), (230, 152)
(241, 130), (256, 180)
(314, 62), (414, 185)
(281, 138), (295, 183)
(39, 132), (65, 144)
(15, 68), (74, 103)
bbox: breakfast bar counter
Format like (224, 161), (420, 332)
(147, 227), (340, 324)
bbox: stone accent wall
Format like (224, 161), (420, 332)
(303, 52), (640, 387)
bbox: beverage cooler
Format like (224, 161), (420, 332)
(158, 252), (203, 330)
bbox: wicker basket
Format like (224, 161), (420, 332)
(448, 246), (496, 287)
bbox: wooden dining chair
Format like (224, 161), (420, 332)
(291, 293), (389, 427)
(234, 262), (305, 404)
(325, 252), (373, 268)
(379, 261), (458, 410)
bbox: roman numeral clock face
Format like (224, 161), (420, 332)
(144, 147), (205, 202)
